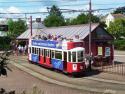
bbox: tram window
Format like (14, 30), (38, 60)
(45, 49), (50, 57)
(55, 51), (62, 60)
(38, 48), (40, 55)
(72, 52), (76, 62)
(36, 48), (39, 55)
(44, 49), (47, 57)
(40, 49), (43, 55)
(30, 47), (32, 53)
(35, 48), (37, 54)
(34, 48), (36, 54)
(78, 51), (84, 62)
(40, 48), (42, 55)
(50, 50), (51, 58)
(42, 49), (44, 56)
(47, 50), (50, 57)
(34, 48), (35, 54)
(51, 50), (55, 58)
(68, 51), (71, 62)
(29, 47), (31, 53)
(32, 47), (34, 54)
(64, 52), (67, 61)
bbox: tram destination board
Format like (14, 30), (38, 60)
(32, 40), (62, 49)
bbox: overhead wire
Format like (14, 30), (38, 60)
(0, 1), (124, 19)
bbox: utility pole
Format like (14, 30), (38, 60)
(88, 0), (92, 71)
(30, 16), (32, 37)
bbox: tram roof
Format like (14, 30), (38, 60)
(17, 23), (100, 40)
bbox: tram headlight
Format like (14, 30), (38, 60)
(80, 66), (83, 70)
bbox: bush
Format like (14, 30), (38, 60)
(113, 39), (125, 50)
(0, 37), (11, 51)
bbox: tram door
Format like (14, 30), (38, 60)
(40, 48), (44, 64)
(44, 49), (46, 63)
(63, 52), (67, 71)
(46, 50), (51, 65)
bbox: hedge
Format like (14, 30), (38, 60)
(113, 39), (125, 50)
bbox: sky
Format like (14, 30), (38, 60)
(0, 0), (125, 20)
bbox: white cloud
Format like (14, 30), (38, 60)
(39, 7), (48, 12)
(0, 6), (22, 13)
(0, 6), (23, 18)
(0, 8), (4, 12)
(6, 6), (22, 13)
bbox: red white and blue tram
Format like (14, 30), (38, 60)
(28, 38), (86, 74)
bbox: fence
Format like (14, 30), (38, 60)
(102, 63), (125, 76)
(93, 63), (125, 76)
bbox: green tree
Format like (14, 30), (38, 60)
(113, 6), (125, 14)
(44, 5), (65, 27)
(107, 18), (125, 39)
(67, 13), (100, 25)
(70, 13), (88, 25)
(7, 19), (27, 39)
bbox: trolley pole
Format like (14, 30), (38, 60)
(30, 16), (32, 37)
(88, 0), (92, 71)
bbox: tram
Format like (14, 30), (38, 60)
(28, 36), (86, 74)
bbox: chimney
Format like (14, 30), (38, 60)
(36, 18), (41, 22)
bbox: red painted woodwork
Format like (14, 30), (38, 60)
(46, 57), (51, 66)
(67, 42), (83, 50)
(40, 55), (44, 64)
(67, 62), (85, 73)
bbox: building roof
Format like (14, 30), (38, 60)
(112, 13), (125, 19)
(17, 29), (41, 40)
(17, 23), (99, 40)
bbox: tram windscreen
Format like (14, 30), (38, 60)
(72, 52), (76, 62)
(77, 51), (84, 62)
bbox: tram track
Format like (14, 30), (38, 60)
(9, 59), (105, 94)
(9, 57), (125, 84)
(9, 57), (125, 94)
(10, 57), (125, 85)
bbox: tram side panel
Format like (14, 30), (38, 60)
(51, 59), (63, 70)
(67, 62), (85, 73)
(31, 54), (39, 64)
